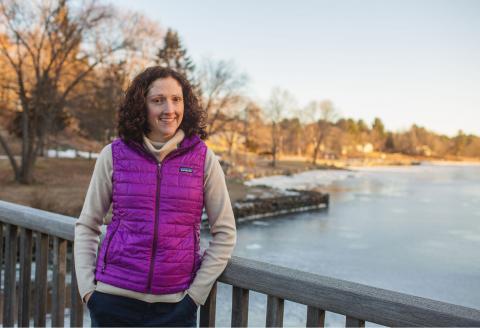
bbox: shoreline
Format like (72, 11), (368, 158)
(224, 155), (480, 225)
(221, 151), (480, 183)
(0, 154), (478, 222)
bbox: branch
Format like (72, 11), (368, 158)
(58, 60), (100, 105)
(0, 38), (19, 69)
(33, 5), (58, 81)
(0, 5), (38, 73)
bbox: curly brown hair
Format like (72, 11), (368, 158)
(117, 66), (208, 144)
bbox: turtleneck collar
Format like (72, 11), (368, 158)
(143, 129), (185, 162)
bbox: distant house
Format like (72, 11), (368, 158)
(416, 145), (433, 156)
(356, 143), (374, 153)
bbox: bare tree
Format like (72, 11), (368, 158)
(70, 61), (129, 144)
(0, 0), (152, 183)
(241, 101), (264, 152)
(279, 117), (303, 155)
(221, 118), (243, 158)
(264, 87), (296, 167)
(196, 58), (248, 137)
(305, 100), (338, 165)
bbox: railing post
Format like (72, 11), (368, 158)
(52, 236), (67, 327)
(70, 245), (84, 327)
(18, 228), (33, 327)
(34, 232), (49, 327)
(231, 286), (249, 327)
(200, 281), (217, 327)
(266, 295), (284, 327)
(345, 316), (365, 327)
(306, 306), (325, 327)
(3, 224), (18, 327)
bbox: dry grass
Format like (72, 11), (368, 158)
(0, 157), (96, 217)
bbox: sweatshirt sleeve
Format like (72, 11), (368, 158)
(186, 148), (237, 305)
(74, 144), (113, 304)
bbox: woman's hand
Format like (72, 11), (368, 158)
(84, 291), (94, 304)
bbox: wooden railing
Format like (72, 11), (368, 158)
(0, 200), (479, 327)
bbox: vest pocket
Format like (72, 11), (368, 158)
(191, 227), (197, 275)
(102, 219), (121, 273)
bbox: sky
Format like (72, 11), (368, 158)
(110, 0), (480, 137)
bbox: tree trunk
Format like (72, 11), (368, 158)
(17, 106), (38, 184)
(227, 131), (237, 157)
(19, 157), (35, 184)
(37, 135), (45, 157)
(19, 134), (38, 184)
(271, 150), (276, 167)
(227, 140), (233, 157)
(0, 133), (20, 181)
(312, 141), (321, 165)
(312, 125), (327, 166)
(271, 122), (277, 167)
(21, 104), (30, 180)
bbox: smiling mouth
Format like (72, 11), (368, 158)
(156, 116), (176, 124)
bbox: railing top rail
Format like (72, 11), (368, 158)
(219, 256), (480, 326)
(0, 200), (75, 241)
(1, 200), (479, 327)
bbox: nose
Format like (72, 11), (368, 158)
(163, 100), (175, 114)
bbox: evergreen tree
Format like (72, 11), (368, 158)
(156, 28), (195, 80)
(384, 132), (395, 152)
(372, 117), (385, 136)
(452, 130), (469, 155)
(357, 119), (369, 133)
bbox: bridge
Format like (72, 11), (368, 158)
(0, 200), (479, 327)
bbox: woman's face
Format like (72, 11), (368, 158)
(145, 76), (184, 142)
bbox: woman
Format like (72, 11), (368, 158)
(74, 66), (237, 327)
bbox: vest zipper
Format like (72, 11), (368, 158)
(101, 219), (121, 273)
(144, 141), (198, 292)
(147, 162), (162, 292)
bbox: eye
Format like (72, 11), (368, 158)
(152, 97), (166, 104)
(172, 96), (183, 103)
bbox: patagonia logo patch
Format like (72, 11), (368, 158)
(179, 167), (193, 173)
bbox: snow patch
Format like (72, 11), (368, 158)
(245, 169), (355, 190)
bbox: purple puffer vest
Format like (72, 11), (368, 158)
(94, 133), (207, 294)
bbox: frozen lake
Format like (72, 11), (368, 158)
(203, 163), (480, 326)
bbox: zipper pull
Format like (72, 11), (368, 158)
(102, 262), (106, 273)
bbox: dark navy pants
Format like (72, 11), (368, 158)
(87, 290), (198, 327)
